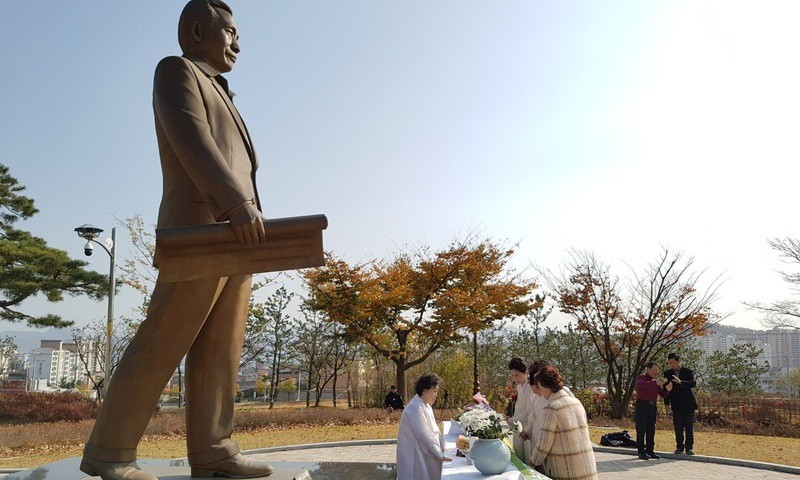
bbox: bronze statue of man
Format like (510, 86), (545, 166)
(80, 1), (273, 479)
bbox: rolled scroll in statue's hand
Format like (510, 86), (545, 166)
(155, 214), (327, 282)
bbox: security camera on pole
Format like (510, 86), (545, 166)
(74, 224), (116, 398)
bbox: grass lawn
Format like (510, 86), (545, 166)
(589, 426), (800, 467)
(0, 423), (400, 469)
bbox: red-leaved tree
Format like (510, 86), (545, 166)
(549, 249), (722, 418)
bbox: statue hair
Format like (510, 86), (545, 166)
(178, 0), (233, 53)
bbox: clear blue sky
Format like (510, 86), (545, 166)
(3, 1), (800, 332)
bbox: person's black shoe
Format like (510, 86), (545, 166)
(686, 449), (695, 455)
(674, 449), (684, 454)
(647, 452), (661, 459)
(638, 453), (650, 460)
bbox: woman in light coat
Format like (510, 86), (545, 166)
(396, 374), (451, 480)
(524, 361), (547, 464)
(524, 360), (576, 465)
(531, 366), (597, 480)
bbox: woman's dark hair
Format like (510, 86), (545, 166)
(508, 356), (527, 373)
(528, 359), (551, 385)
(415, 373), (442, 396)
(534, 365), (563, 392)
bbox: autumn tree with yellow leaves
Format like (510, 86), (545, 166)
(433, 242), (533, 393)
(551, 249), (721, 418)
(303, 237), (533, 399)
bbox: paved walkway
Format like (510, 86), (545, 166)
(248, 444), (800, 479)
(249, 444), (396, 465)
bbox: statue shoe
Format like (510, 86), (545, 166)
(191, 454), (274, 478)
(79, 458), (157, 480)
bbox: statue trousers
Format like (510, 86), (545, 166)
(83, 274), (252, 465)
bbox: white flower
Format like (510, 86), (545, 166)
(459, 408), (502, 438)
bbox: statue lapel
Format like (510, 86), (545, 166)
(209, 77), (255, 164)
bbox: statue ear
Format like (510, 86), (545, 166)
(192, 21), (202, 42)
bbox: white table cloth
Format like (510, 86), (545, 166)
(441, 421), (524, 480)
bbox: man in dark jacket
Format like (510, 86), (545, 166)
(384, 386), (405, 411)
(664, 352), (698, 455)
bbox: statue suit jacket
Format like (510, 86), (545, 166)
(152, 55), (261, 234)
(664, 366), (698, 412)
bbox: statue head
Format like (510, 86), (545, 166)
(178, 0), (239, 73)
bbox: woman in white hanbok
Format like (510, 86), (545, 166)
(506, 357), (532, 459)
(396, 374), (451, 480)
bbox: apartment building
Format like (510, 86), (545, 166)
(26, 339), (102, 391)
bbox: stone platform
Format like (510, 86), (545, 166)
(4, 458), (311, 480)
(5, 441), (800, 480)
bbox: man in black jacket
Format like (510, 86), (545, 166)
(664, 352), (698, 455)
(384, 386), (405, 412)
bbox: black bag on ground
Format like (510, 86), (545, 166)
(600, 430), (638, 448)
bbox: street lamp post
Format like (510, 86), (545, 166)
(75, 224), (116, 398)
(296, 370), (302, 402)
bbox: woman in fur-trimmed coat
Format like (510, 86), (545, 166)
(530, 366), (598, 480)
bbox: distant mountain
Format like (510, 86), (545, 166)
(0, 329), (75, 353)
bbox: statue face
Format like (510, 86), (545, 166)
(197, 7), (240, 73)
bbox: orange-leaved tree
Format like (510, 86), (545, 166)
(303, 236), (532, 400)
(433, 241), (534, 394)
(551, 248), (721, 418)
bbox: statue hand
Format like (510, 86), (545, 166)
(228, 203), (266, 245)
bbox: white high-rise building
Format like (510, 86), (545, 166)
(26, 340), (100, 391)
(28, 347), (65, 390)
(696, 328), (786, 392)
(700, 332), (738, 357)
(734, 328), (800, 370)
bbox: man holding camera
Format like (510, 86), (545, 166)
(664, 352), (698, 455)
(635, 362), (670, 460)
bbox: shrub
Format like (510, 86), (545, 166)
(232, 407), (402, 431)
(696, 409), (728, 427)
(747, 404), (783, 429)
(0, 392), (97, 423)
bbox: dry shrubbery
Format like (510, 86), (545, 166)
(233, 407), (403, 431)
(724, 406), (800, 437)
(746, 404), (782, 428)
(0, 405), (405, 455)
(695, 409), (728, 427)
(0, 392), (97, 423)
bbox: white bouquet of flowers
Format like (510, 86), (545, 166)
(458, 407), (505, 440)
